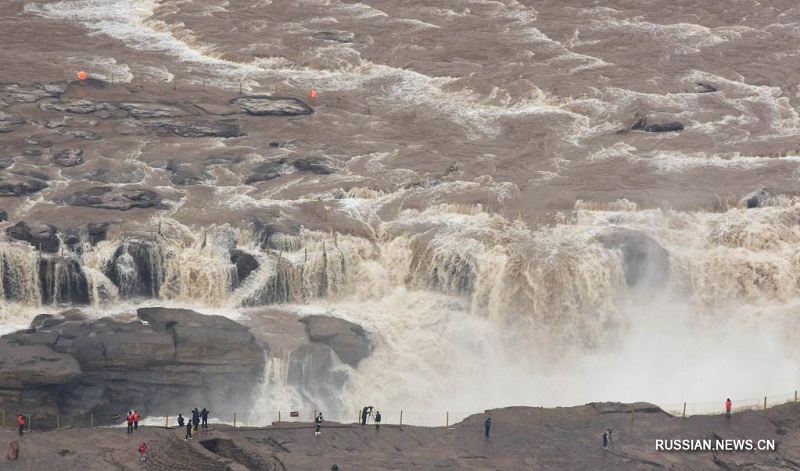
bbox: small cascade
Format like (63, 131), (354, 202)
(38, 255), (90, 305)
(103, 237), (166, 298)
(0, 243), (42, 305)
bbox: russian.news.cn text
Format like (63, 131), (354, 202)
(656, 439), (775, 452)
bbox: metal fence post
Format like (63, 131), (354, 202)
(399, 410), (403, 426)
(233, 413), (237, 428)
(446, 411), (449, 427)
(682, 402), (686, 419)
(764, 396), (767, 411)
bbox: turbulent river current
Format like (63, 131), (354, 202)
(1, 0), (800, 418)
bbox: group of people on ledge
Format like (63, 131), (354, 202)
(178, 407), (210, 440)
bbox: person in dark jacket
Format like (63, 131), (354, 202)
(185, 420), (193, 441)
(201, 408), (209, 429)
(192, 408), (200, 432)
(375, 411), (382, 431)
(177, 413), (185, 428)
(315, 413), (324, 435)
(361, 406), (368, 426)
(485, 417), (491, 437)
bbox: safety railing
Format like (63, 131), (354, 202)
(1, 389), (797, 432)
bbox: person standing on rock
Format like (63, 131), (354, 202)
(375, 411), (382, 431)
(138, 442), (148, 461)
(603, 430), (609, 449)
(126, 411), (134, 435)
(133, 410), (140, 431)
(192, 408), (200, 433)
(607, 429), (613, 449)
(361, 406), (368, 426)
(185, 419), (193, 441)
(315, 412), (324, 435)
(177, 413), (185, 428)
(201, 408), (209, 429)
(726, 398), (732, 419)
(485, 417), (491, 438)
(17, 414), (25, 436)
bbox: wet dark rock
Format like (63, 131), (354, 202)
(24, 136), (53, 148)
(45, 117), (70, 129)
(229, 95), (314, 116)
(249, 217), (301, 250)
(86, 222), (110, 245)
(293, 157), (334, 174)
(29, 314), (65, 331)
(70, 78), (108, 89)
(312, 31), (356, 43)
(204, 154), (243, 165)
(0, 111), (25, 128)
(0, 177), (48, 196)
(299, 315), (374, 368)
(246, 159), (288, 184)
(59, 129), (101, 140)
(6, 221), (60, 253)
(621, 112), (684, 133)
(165, 160), (211, 185)
(86, 168), (146, 184)
(3, 82), (65, 102)
(10, 169), (51, 181)
(245, 172), (282, 184)
(696, 82), (718, 93)
(230, 249), (259, 286)
(40, 100), (116, 114)
(643, 122), (684, 132)
(117, 102), (187, 119)
(0, 208), (7, 221)
(741, 189), (777, 208)
(54, 149), (85, 167)
(596, 228), (670, 290)
(59, 186), (164, 211)
(149, 120), (242, 138)
(0, 125), (13, 133)
(0, 307), (266, 427)
(0, 157), (13, 169)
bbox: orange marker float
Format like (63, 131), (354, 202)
(309, 89), (317, 100)
(77, 71), (87, 81)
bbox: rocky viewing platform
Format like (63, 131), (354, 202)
(1, 402), (798, 470)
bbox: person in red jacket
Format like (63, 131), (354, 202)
(138, 442), (148, 461)
(18, 414), (25, 436)
(133, 410), (140, 431)
(126, 411), (134, 434)
(725, 398), (732, 419)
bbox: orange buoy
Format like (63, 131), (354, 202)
(309, 89), (317, 100)
(77, 71), (87, 81)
